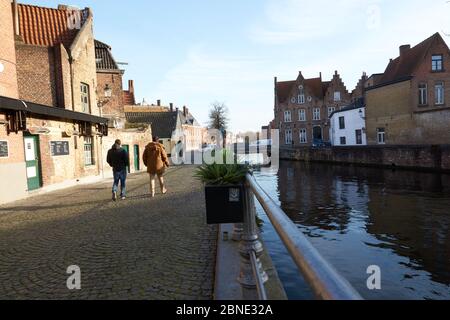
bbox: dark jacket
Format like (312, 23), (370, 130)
(107, 144), (129, 172)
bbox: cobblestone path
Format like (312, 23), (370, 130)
(0, 166), (217, 300)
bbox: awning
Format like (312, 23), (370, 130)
(0, 95), (108, 125)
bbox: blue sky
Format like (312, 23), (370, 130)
(19, 0), (450, 132)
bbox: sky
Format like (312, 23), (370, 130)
(19, 0), (450, 133)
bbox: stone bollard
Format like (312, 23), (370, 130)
(237, 181), (268, 300)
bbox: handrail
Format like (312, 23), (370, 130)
(246, 173), (363, 300)
(250, 250), (268, 301)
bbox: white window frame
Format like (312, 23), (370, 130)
(299, 109), (306, 122)
(418, 83), (428, 105)
(84, 136), (94, 166)
(313, 108), (321, 121)
(377, 128), (386, 145)
(435, 81), (445, 105)
(328, 107), (336, 117)
(299, 129), (308, 144)
(284, 110), (292, 123)
(298, 86), (305, 104)
(81, 83), (90, 113)
(285, 129), (293, 145)
(334, 91), (341, 102)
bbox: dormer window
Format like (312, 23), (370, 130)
(334, 91), (341, 102)
(298, 85), (305, 104)
(432, 55), (443, 71)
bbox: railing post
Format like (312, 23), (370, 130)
(232, 223), (243, 241)
(238, 179), (268, 299)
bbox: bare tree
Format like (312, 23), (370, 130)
(208, 102), (229, 147)
(209, 102), (229, 131)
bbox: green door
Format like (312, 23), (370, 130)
(122, 145), (130, 173)
(133, 145), (140, 171)
(24, 135), (42, 191)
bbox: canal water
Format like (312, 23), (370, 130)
(254, 160), (450, 300)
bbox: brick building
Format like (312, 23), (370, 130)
(125, 103), (205, 160)
(274, 71), (352, 146)
(366, 33), (450, 145)
(0, 1), (108, 204)
(94, 38), (151, 176)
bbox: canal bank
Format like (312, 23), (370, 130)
(280, 145), (450, 173)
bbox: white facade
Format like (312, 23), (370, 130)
(330, 107), (367, 146)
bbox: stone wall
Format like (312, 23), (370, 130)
(280, 145), (450, 172)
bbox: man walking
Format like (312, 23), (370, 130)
(107, 139), (129, 201)
(143, 136), (169, 197)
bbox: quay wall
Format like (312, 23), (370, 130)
(280, 145), (450, 173)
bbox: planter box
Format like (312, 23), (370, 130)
(205, 184), (245, 224)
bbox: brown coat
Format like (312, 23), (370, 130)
(143, 142), (169, 175)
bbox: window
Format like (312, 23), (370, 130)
(356, 130), (363, 145)
(377, 128), (386, 145)
(432, 55), (443, 71)
(284, 110), (292, 122)
(435, 81), (445, 105)
(299, 129), (307, 144)
(339, 116), (345, 130)
(328, 107), (336, 117)
(334, 91), (341, 102)
(418, 83), (428, 105)
(285, 129), (293, 145)
(313, 108), (321, 121)
(299, 109), (306, 121)
(340, 137), (346, 145)
(80, 83), (90, 113)
(298, 86), (305, 104)
(84, 136), (94, 166)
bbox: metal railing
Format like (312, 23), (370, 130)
(237, 172), (363, 300)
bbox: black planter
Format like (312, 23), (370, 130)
(204, 184), (245, 224)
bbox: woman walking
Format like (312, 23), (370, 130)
(143, 136), (170, 197)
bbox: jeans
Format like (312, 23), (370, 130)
(112, 169), (127, 197)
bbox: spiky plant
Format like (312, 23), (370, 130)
(194, 163), (248, 185)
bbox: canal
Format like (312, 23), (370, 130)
(254, 160), (450, 300)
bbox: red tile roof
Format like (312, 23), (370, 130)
(275, 80), (296, 103)
(305, 77), (324, 99)
(17, 4), (88, 48)
(380, 33), (447, 84)
(276, 78), (330, 102)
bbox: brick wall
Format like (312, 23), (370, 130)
(97, 72), (124, 117)
(0, 0), (19, 98)
(280, 145), (450, 172)
(70, 16), (99, 116)
(15, 43), (58, 106)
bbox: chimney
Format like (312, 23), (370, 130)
(128, 80), (134, 93)
(319, 72), (322, 80)
(399, 45), (410, 57)
(170, 103), (174, 112)
(183, 106), (188, 117)
(13, 0), (19, 36)
(157, 99), (161, 106)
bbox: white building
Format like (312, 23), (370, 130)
(330, 106), (367, 146)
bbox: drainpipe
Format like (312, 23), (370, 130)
(69, 55), (75, 111)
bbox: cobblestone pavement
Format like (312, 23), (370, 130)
(0, 166), (217, 300)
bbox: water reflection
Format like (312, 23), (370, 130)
(255, 161), (450, 300)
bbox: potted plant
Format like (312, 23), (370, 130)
(195, 162), (249, 225)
